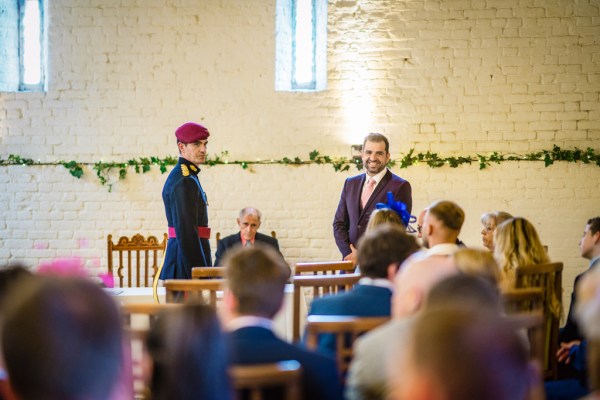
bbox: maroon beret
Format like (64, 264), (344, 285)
(175, 122), (210, 143)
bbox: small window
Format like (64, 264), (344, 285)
(275, 0), (326, 91)
(0, 0), (46, 92)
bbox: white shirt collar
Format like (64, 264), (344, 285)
(364, 168), (388, 188)
(358, 277), (395, 291)
(225, 316), (274, 332)
(426, 243), (459, 256)
(590, 255), (600, 269)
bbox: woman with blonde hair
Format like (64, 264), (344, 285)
(494, 217), (550, 283)
(366, 208), (405, 233)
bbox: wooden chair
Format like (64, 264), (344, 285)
(515, 262), (563, 380)
(502, 287), (544, 314)
(164, 279), (224, 305)
(230, 361), (302, 400)
(503, 311), (546, 400)
(107, 233), (167, 288)
(120, 302), (182, 399)
(304, 315), (390, 378)
(192, 266), (227, 279)
(292, 274), (361, 342)
(294, 261), (356, 276)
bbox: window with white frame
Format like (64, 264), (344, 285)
(0, 0), (46, 92)
(275, 0), (327, 91)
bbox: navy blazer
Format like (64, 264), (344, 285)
(333, 170), (412, 258)
(560, 258), (600, 343)
(227, 326), (342, 400)
(308, 284), (393, 357)
(214, 232), (281, 266)
(161, 157), (211, 279)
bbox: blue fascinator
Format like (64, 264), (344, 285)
(375, 192), (417, 233)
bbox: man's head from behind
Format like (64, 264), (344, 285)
(392, 308), (530, 400)
(422, 200), (465, 248)
(358, 225), (421, 280)
(237, 207), (262, 242)
(223, 246), (291, 320)
(2, 276), (123, 400)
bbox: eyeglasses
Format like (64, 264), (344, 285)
(417, 225), (423, 234)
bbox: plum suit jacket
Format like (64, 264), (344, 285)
(333, 170), (412, 258)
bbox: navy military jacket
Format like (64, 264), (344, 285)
(161, 157), (211, 279)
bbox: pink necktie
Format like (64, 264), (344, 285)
(361, 178), (376, 208)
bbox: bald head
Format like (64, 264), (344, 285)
(392, 255), (458, 318)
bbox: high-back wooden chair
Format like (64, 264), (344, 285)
(292, 273), (361, 342)
(120, 302), (182, 399)
(304, 315), (390, 378)
(502, 287), (544, 314)
(294, 261), (356, 276)
(192, 266), (227, 279)
(230, 361), (302, 400)
(164, 279), (224, 305)
(107, 233), (167, 288)
(515, 262), (563, 380)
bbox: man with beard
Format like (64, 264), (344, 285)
(333, 133), (412, 265)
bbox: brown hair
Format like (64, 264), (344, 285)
(358, 225), (421, 278)
(224, 246), (291, 318)
(363, 133), (390, 153)
(406, 308), (529, 400)
(428, 200), (465, 231)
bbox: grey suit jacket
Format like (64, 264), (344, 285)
(346, 318), (415, 400)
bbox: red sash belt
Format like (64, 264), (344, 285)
(168, 226), (211, 239)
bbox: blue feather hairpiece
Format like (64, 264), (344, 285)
(375, 192), (417, 233)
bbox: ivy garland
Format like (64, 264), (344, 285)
(1, 146), (598, 189)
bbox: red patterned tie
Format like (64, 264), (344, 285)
(361, 177), (376, 208)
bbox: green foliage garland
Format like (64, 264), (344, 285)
(0, 146), (598, 188)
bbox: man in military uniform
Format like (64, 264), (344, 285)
(159, 122), (212, 282)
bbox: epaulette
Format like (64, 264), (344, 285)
(181, 164), (190, 177)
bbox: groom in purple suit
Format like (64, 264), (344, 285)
(333, 133), (412, 264)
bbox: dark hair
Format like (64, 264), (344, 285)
(428, 200), (465, 231)
(358, 225), (421, 278)
(2, 276), (123, 400)
(0, 264), (33, 309)
(147, 303), (232, 400)
(588, 217), (600, 235)
(224, 246), (291, 318)
(363, 133), (390, 153)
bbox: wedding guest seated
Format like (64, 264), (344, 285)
(390, 308), (532, 400)
(346, 254), (458, 400)
(1, 276), (125, 400)
(222, 246), (342, 400)
(214, 207), (282, 266)
(146, 303), (232, 400)
(493, 216), (550, 287)
(545, 216), (600, 400)
(480, 210), (513, 251)
(411, 200), (465, 260)
(571, 253), (600, 400)
(308, 225), (421, 356)
(366, 208), (404, 232)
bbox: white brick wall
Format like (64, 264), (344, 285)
(1, 0), (599, 313)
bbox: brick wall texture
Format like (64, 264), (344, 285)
(1, 0), (599, 311)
